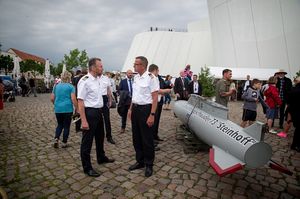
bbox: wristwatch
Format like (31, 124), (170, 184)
(150, 112), (155, 116)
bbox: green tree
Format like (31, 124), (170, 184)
(198, 66), (215, 97)
(54, 63), (63, 77)
(20, 60), (44, 74)
(0, 55), (14, 75)
(62, 48), (89, 71)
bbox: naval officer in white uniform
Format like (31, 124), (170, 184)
(77, 58), (114, 177)
(128, 56), (159, 177)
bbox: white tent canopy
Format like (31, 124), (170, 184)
(62, 64), (66, 73)
(13, 56), (20, 78)
(208, 67), (279, 81)
(44, 59), (50, 88)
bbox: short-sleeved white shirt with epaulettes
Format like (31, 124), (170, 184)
(132, 71), (159, 105)
(77, 73), (103, 108)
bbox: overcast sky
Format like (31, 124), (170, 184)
(0, 0), (208, 71)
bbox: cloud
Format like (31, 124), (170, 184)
(0, 0), (208, 71)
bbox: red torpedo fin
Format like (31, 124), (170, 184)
(268, 160), (293, 176)
(209, 146), (244, 177)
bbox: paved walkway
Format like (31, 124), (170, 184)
(0, 94), (299, 199)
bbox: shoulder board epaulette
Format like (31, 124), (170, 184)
(148, 73), (154, 79)
(82, 76), (89, 81)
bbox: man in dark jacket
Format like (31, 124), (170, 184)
(275, 69), (292, 129)
(174, 70), (189, 100)
(118, 70), (133, 133)
(288, 77), (300, 152)
(188, 74), (202, 96)
(29, 74), (37, 97)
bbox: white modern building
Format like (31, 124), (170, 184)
(123, 19), (214, 78)
(122, 0), (300, 80)
(207, 0), (300, 79)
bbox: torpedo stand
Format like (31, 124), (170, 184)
(176, 124), (210, 154)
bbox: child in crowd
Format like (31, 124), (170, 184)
(264, 76), (282, 134)
(240, 79), (262, 128)
(163, 75), (173, 110)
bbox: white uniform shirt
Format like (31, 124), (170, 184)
(99, 75), (110, 95)
(132, 71), (159, 105)
(110, 78), (117, 93)
(77, 73), (103, 108)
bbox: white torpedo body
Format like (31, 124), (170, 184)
(173, 95), (292, 176)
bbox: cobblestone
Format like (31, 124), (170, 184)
(0, 95), (299, 198)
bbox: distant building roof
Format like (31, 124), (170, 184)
(9, 48), (45, 64)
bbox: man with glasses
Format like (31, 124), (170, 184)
(128, 56), (159, 177)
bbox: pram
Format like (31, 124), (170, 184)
(18, 78), (30, 97)
(3, 80), (16, 102)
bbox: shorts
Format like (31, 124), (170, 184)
(242, 109), (257, 121)
(266, 108), (278, 120)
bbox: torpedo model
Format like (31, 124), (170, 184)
(173, 94), (292, 176)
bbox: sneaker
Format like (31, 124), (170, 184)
(277, 132), (287, 138)
(53, 138), (59, 148)
(269, 129), (277, 134)
(61, 142), (68, 148)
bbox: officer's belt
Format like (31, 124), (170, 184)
(132, 103), (151, 108)
(85, 107), (102, 110)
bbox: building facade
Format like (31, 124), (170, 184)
(122, 0), (300, 79)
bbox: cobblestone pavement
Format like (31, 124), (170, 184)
(0, 94), (299, 199)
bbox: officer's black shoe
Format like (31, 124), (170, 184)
(128, 162), (145, 171)
(145, 166), (153, 177)
(98, 157), (115, 164)
(85, 169), (101, 177)
(154, 146), (160, 151)
(156, 137), (164, 142)
(107, 137), (116, 144)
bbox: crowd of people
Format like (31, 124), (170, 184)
(215, 68), (300, 152)
(2, 58), (299, 179)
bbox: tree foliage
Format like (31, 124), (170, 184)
(295, 70), (300, 78)
(50, 63), (63, 77)
(62, 48), (89, 71)
(198, 66), (215, 97)
(0, 55), (13, 75)
(20, 60), (44, 74)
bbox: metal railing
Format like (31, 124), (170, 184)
(149, 27), (187, 32)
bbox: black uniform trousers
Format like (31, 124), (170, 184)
(102, 95), (112, 139)
(279, 101), (286, 128)
(81, 107), (105, 173)
(75, 119), (81, 132)
(131, 104), (154, 166)
(121, 104), (130, 129)
(153, 102), (163, 140)
(292, 118), (300, 148)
